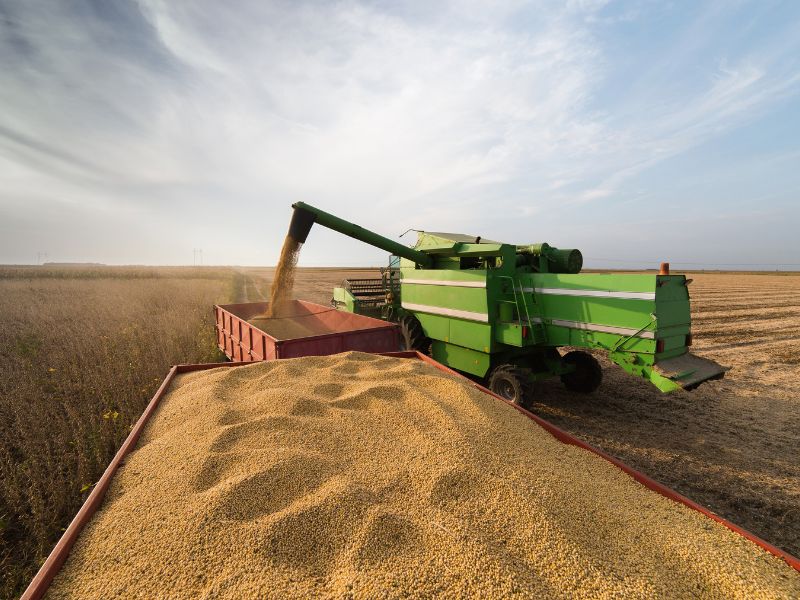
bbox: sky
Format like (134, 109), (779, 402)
(1, 0), (799, 269)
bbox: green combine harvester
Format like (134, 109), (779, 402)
(288, 202), (725, 406)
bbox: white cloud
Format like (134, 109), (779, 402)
(0, 0), (798, 265)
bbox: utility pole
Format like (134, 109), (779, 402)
(192, 248), (205, 266)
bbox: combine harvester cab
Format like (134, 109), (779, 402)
(290, 202), (726, 403)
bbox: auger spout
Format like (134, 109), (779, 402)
(290, 202), (434, 268)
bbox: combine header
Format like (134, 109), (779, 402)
(287, 202), (725, 406)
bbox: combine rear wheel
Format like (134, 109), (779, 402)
(488, 365), (536, 409)
(560, 351), (603, 393)
(399, 315), (430, 354)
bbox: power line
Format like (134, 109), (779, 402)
(588, 257), (800, 267)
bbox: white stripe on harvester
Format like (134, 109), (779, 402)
(400, 303), (652, 337)
(401, 302), (489, 323)
(521, 287), (656, 301)
(551, 319), (655, 339)
(503, 317), (652, 338)
(402, 278), (486, 288)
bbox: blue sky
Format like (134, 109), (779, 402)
(0, 0), (798, 268)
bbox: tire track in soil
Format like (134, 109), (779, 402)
(697, 333), (800, 353)
(696, 311), (800, 321)
(241, 273), (269, 303)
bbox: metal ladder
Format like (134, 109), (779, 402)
(498, 276), (547, 343)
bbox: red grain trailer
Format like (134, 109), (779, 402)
(20, 352), (800, 599)
(214, 300), (400, 361)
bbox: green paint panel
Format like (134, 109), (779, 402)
(401, 280), (489, 317)
(449, 319), (493, 352)
(655, 302), (689, 327)
(415, 312), (449, 342)
(431, 340), (491, 376)
(655, 279), (691, 328)
(533, 272), (657, 292)
(415, 313), (492, 352)
(332, 287), (356, 313)
(495, 322), (524, 347)
(537, 296), (655, 330)
(526, 274), (659, 328)
(661, 331), (690, 353)
(655, 276), (691, 301)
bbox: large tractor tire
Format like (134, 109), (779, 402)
(488, 364), (536, 409)
(399, 315), (430, 354)
(560, 350), (603, 394)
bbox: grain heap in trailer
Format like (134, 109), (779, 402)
(288, 202), (726, 405)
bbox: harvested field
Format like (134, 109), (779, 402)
(237, 269), (800, 559)
(49, 353), (799, 599)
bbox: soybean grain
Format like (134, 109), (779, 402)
(48, 353), (800, 599)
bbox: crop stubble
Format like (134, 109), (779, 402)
(48, 352), (798, 599)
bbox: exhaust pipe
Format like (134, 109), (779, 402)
(287, 205), (317, 243)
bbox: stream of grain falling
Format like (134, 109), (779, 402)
(266, 236), (302, 317)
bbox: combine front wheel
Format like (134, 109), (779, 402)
(399, 315), (430, 354)
(488, 365), (536, 409)
(560, 351), (603, 393)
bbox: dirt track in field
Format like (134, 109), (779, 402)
(240, 269), (800, 558)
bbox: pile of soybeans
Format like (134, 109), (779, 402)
(49, 353), (799, 599)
